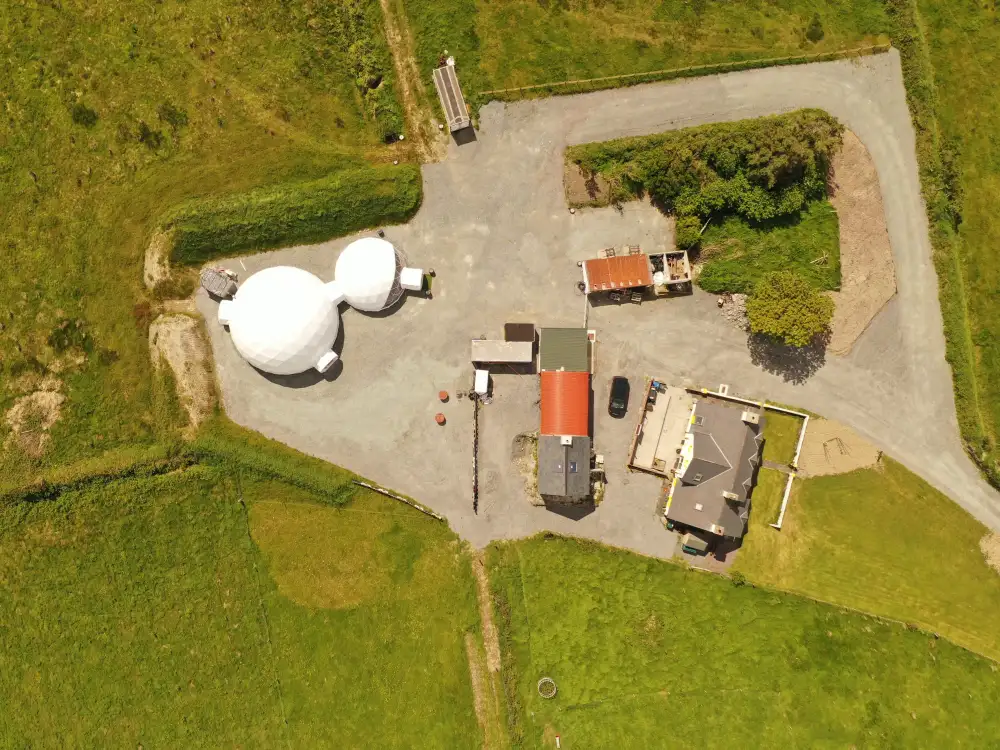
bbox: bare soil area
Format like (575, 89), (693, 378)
(798, 418), (882, 477)
(564, 162), (611, 207)
(148, 313), (215, 436)
(4, 381), (65, 458)
(379, 0), (447, 161)
(143, 229), (173, 290)
(826, 130), (897, 355)
(980, 533), (1000, 575)
(511, 433), (543, 506)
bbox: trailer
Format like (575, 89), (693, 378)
(432, 58), (472, 132)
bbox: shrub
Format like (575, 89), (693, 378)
(675, 215), (702, 250)
(70, 102), (98, 128)
(157, 102), (189, 130)
(164, 164), (423, 265)
(806, 13), (825, 43)
(746, 271), (834, 347)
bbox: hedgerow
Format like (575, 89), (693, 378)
(164, 165), (422, 266)
(566, 109), (843, 222)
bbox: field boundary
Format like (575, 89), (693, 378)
(479, 44), (891, 99)
(884, 0), (995, 485)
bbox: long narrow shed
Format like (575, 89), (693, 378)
(432, 60), (471, 132)
(582, 254), (653, 294)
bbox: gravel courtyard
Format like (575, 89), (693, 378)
(197, 50), (1000, 557)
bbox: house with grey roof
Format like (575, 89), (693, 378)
(665, 398), (764, 540)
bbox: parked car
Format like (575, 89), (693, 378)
(608, 376), (630, 418)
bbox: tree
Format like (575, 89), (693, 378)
(746, 271), (834, 347)
(806, 13), (824, 43)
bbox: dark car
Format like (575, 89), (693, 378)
(608, 376), (630, 418)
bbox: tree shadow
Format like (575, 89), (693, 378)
(747, 331), (828, 384)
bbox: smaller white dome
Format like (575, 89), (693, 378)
(225, 266), (340, 375)
(335, 237), (401, 312)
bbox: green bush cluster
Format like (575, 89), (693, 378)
(746, 270), (835, 347)
(164, 164), (422, 265)
(568, 109), (842, 223)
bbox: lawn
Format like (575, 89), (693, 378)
(749, 467), (789, 526)
(734, 458), (1000, 662)
(0, 469), (480, 747)
(403, 0), (890, 100)
(761, 410), (806, 466)
(697, 201), (841, 294)
(0, 0), (407, 485)
(489, 535), (1000, 749)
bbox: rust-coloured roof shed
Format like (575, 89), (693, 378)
(540, 370), (590, 437)
(582, 254), (653, 293)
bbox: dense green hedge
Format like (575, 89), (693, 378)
(165, 164), (422, 265)
(190, 416), (357, 506)
(566, 109), (843, 222)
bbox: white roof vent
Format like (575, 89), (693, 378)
(560, 435), (573, 446)
(722, 491), (739, 501)
(741, 410), (760, 425)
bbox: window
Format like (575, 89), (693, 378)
(569, 461), (578, 473)
(693, 473), (703, 482)
(694, 503), (704, 511)
(694, 416), (705, 426)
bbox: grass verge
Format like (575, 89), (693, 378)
(489, 534), (1000, 749)
(735, 458), (1000, 662)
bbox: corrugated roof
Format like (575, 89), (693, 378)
(540, 371), (590, 437)
(432, 63), (471, 132)
(539, 328), (589, 372)
(582, 254), (653, 293)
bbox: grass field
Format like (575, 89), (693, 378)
(762, 410), (806, 465)
(698, 201), (841, 294)
(0, 1), (408, 484)
(735, 458), (1000, 662)
(489, 535), (1000, 749)
(910, 0), (1000, 482)
(0, 469), (479, 747)
(403, 0), (890, 101)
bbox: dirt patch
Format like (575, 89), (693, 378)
(378, 0), (447, 161)
(797, 418), (882, 477)
(473, 552), (501, 673)
(465, 633), (492, 748)
(143, 229), (173, 290)
(981, 533), (1000, 575)
(564, 162), (611, 207)
(511, 433), (543, 506)
(4, 382), (65, 458)
(826, 130), (897, 355)
(717, 292), (749, 332)
(148, 314), (215, 436)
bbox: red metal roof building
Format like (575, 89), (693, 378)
(540, 370), (590, 437)
(582, 254), (653, 293)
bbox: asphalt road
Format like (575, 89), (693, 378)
(198, 50), (1000, 558)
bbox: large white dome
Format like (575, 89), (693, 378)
(334, 237), (402, 312)
(222, 266), (340, 375)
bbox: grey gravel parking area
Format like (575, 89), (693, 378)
(198, 50), (1000, 558)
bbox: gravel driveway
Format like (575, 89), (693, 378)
(198, 50), (1000, 558)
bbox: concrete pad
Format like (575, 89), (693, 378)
(197, 51), (1000, 562)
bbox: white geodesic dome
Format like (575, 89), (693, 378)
(334, 237), (405, 312)
(220, 266), (341, 375)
